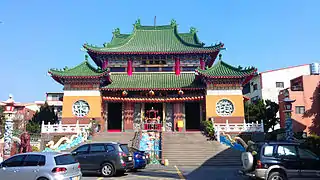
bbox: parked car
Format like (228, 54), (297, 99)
(129, 147), (147, 171)
(0, 152), (81, 180)
(239, 141), (320, 180)
(71, 142), (134, 177)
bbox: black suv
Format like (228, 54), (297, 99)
(71, 142), (134, 177)
(240, 141), (320, 180)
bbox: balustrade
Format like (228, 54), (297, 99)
(41, 120), (91, 134)
(214, 120), (264, 133)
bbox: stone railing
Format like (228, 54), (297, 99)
(41, 120), (91, 134)
(214, 120), (264, 133)
(42, 121), (92, 152)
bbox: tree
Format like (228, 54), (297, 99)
(26, 102), (58, 133)
(244, 99), (279, 132)
(30, 102), (58, 125)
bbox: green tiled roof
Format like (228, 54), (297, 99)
(48, 60), (108, 78)
(102, 72), (204, 89)
(83, 20), (223, 54)
(196, 60), (256, 78)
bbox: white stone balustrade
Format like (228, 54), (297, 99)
(41, 120), (91, 134)
(214, 119), (264, 133)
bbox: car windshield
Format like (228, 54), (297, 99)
(54, 154), (77, 165)
(120, 144), (130, 154)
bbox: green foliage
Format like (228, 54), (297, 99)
(245, 99), (279, 132)
(31, 102), (58, 125)
(301, 134), (320, 156)
(26, 120), (41, 134)
(202, 120), (215, 139)
(26, 102), (58, 133)
(31, 146), (40, 152)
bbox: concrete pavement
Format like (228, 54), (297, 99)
(81, 165), (250, 180)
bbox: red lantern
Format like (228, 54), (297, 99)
(178, 90), (184, 96)
(149, 90), (155, 96)
(122, 91), (128, 97)
(3, 95), (15, 113)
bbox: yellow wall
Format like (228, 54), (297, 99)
(206, 95), (244, 118)
(62, 96), (102, 118)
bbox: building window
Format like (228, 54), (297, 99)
(110, 67), (125, 72)
(295, 106), (305, 114)
(242, 83), (250, 94)
(276, 82), (284, 88)
(253, 84), (258, 91)
(161, 67), (173, 72)
(135, 67), (146, 72)
(142, 60), (166, 65)
(182, 67), (197, 71)
(148, 67), (159, 72)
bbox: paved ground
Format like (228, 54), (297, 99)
(81, 165), (249, 180)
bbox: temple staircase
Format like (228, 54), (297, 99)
(92, 131), (138, 146)
(162, 132), (242, 166)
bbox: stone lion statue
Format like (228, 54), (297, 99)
(19, 132), (32, 153)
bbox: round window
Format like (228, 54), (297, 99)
(72, 100), (90, 117)
(216, 99), (234, 116)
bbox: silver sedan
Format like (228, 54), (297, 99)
(0, 152), (82, 180)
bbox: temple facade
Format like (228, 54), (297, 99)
(48, 19), (256, 132)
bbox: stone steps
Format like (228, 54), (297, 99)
(163, 132), (241, 167)
(92, 132), (135, 144)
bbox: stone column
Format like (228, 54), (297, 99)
(133, 103), (142, 132)
(165, 103), (174, 132)
(103, 102), (108, 132)
(3, 115), (13, 160)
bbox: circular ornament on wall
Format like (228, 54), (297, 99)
(216, 99), (234, 116)
(72, 100), (90, 117)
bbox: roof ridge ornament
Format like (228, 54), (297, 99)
(85, 55), (89, 61)
(113, 28), (121, 36)
(190, 27), (197, 34)
(170, 19), (177, 27)
(219, 54), (222, 60)
(134, 18), (141, 28)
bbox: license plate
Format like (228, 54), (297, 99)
(70, 176), (80, 180)
(128, 157), (132, 161)
(142, 156), (145, 159)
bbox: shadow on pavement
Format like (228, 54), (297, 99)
(183, 147), (245, 180)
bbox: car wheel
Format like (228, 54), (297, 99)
(268, 171), (287, 180)
(241, 152), (254, 171)
(37, 178), (49, 180)
(101, 163), (115, 177)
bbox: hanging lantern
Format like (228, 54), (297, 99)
(122, 90), (128, 97)
(149, 90), (155, 96)
(178, 90), (184, 96)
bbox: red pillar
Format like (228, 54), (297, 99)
(175, 58), (180, 75)
(102, 58), (108, 70)
(127, 59), (133, 76)
(200, 58), (205, 70)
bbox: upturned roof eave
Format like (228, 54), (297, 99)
(83, 44), (224, 55)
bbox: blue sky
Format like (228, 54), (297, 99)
(0, 0), (319, 102)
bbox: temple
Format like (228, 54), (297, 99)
(48, 19), (257, 132)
